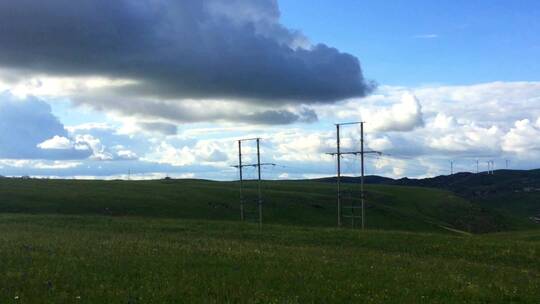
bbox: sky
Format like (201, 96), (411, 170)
(0, 0), (539, 180)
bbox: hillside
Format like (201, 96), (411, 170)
(392, 169), (540, 192)
(394, 169), (540, 220)
(0, 178), (521, 233)
(316, 169), (540, 225)
(315, 169), (540, 193)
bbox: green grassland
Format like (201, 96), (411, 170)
(476, 192), (540, 219)
(0, 178), (539, 302)
(387, 169), (540, 225)
(1, 214), (539, 303)
(0, 178), (522, 233)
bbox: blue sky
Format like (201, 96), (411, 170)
(0, 0), (539, 180)
(280, 0), (540, 85)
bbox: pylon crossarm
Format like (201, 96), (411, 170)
(232, 163), (275, 168)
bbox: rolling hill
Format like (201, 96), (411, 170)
(316, 169), (540, 226)
(0, 177), (526, 233)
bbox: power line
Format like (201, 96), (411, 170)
(325, 122), (381, 230)
(234, 138), (275, 228)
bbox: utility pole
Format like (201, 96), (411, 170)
(256, 138), (262, 228)
(234, 138), (275, 228)
(238, 140), (244, 221)
(336, 124), (341, 227)
(505, 159), (510, 169)
(450, 161), (454, 175)
(476, 160), (479, 174)
(327, 122), (380, 230)
(360, 122), (366, 230)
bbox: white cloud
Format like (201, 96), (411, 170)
(73, 134), (112, 161)
(367, 136), (393, 151)
(502, 118), (540, 157)
(33, 160), (82, 169)
(0, 72), (136, 100)
(0, 159), (81, 169)
(432, 113), (455, 129)
(413, 34), (439, 39)
(144, 142), (197, 167)
(40, 172), (196, 181)
(37, 136), (74, 150)
(116, 149), (138, 160)
(278, 172), (290, 179)
(66, 122), (114, 133)
(0, 159), (34, 168)
(143, 138), (236, 168)
(414, 81), (540, 126)
(373, 157), (408, 177)
(272, 130), (332, 162)
(364, 93), (424, 132)
(314, 91), (424, 132)
(426, 120), (502, 154)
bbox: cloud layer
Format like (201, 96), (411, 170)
(0, 0), (373, 127)
(2, 81), (539, 179)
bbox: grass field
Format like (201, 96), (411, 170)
(1, 214), (539, 303)
(476, 192), (540, 219)
(0, 178), (539, 302)
(0, 178), (522, 233)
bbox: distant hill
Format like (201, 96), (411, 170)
(313, 169), (540, 190)
(313, 169), (540, 224)
(312, 175), (395, 184)
(392, 169), (540, 193)
(393, 170), (540, 223)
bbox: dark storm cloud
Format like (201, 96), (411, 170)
(137, 122), (178, 136)
(0, 0), (373, 105)
(76, 95), (318, 125)
(239, 109), (306, 125)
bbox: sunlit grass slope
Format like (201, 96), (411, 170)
(0, 178), (512, 233)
